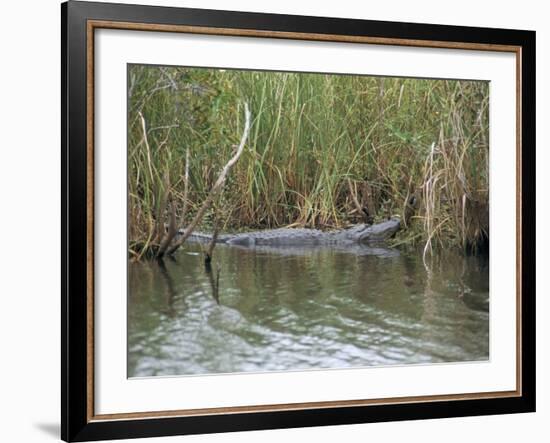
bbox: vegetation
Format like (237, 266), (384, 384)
(128, 65), (489, 259)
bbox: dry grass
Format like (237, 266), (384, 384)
(128, 65), (489, 257)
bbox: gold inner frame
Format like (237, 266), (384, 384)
(86, 19), (523, 423)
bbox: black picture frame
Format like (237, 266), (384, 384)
(62, 1), (536, 441)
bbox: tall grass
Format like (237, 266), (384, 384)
(128, 65), (489, 255)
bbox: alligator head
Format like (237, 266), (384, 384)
(356, 217), (401, 243)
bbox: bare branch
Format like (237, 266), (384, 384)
(167, 103), (251, 255)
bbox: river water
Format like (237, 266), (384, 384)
(128, 243), (489, 377)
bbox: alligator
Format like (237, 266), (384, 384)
(180, 217), (400, 249)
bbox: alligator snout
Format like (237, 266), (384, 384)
(357, 217), (401, 243)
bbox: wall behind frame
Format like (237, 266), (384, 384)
(0, 0), (546, 442)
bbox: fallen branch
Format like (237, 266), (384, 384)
(165, 102), (251, 256)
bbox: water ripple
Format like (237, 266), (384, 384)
(128, 245), (489, 377)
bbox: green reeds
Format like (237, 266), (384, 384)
(128, 65), (489, 256)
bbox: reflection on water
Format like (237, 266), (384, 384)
(128, 243), (489, 377)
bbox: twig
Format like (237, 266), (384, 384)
(347, 179), (363, 217)
(205, 221), (220, 265)
(137, 111), (155, 184)
(154, 171), (170, 244)
(422, 142), (436, 259)
(157, 199), (176, 257)
(176, 148), (190, 233)
(148, 124), (180, 134)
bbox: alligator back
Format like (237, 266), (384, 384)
(227, 228), (326, 246)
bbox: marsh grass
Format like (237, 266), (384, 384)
(128, 65), (489, 257)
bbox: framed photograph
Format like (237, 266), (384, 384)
(62, 1), (535, 441)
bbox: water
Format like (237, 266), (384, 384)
(128, 243), (489, 377)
